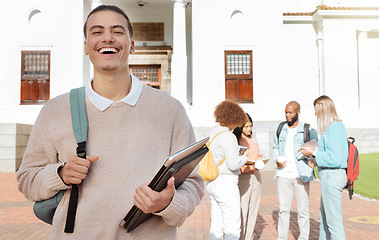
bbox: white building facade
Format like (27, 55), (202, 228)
(1, 0), (378, 171)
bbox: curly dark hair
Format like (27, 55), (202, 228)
(214, 100), (247, 129)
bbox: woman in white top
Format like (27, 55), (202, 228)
(207, 100), (251, 240)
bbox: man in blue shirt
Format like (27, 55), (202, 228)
(273, 101), (318, 240)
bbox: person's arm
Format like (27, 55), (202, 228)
(240, 138), (259, 173)
(134, 101), (204, 227)
(16, 98), (71, 201)
(314, 122), (348, 168)
(222, 133), (248, 171)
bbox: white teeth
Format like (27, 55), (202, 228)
(99, 48), (117, 53)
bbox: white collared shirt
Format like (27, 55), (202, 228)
(85, 74), (143, 111)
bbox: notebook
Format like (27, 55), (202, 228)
(120, 137), (209, 233)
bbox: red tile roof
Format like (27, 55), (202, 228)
(283, 5), (379, 16)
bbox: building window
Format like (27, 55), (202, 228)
(224, 50), (253, 103)
(130, 65), (161, 89)
(20, 51), (50, 104)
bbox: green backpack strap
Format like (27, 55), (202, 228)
(65, 86), (87, 233)
(70, 87), (88, 157)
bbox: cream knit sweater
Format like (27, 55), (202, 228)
(17, 85), (204, 239)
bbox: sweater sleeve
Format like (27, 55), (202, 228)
(154, 101), (205, 227)
(16, 97), (71, 201)
(221, 132), (248, 171)
(315, 122), (348, 168)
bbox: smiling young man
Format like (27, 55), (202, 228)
(273, 101), (318, 240)
(17, 5), (204, 239)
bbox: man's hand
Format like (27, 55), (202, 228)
(134, 177), (176, 214)
(276, 160), (286, 168)
(58, 155), (99, 185)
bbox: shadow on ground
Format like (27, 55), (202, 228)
(251, 210), (320, 239)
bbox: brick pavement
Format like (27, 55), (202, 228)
(1, 171), (378, 240)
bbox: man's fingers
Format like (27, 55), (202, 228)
(134, 183), (153, 213)
(87, 155), (99, 163)
(65, 161), (89, 174)
(59, 155), (99, 185)
(165, 177), (175, 191)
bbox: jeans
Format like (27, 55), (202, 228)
(277, 177), (310, 240)
(318, 169), (347, 240)
(207, 174), (241, 240)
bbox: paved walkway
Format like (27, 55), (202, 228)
(1, 171), (378, 240)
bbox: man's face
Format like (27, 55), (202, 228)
(285, 104), (299, 126)
(84, 10), (134, 73)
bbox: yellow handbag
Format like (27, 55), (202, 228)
(198, 131), (226, 181)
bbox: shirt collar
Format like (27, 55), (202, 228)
(85, 74), (143, 111)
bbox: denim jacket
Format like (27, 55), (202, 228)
(273, 121), (318, 183)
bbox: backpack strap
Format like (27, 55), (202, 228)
(209, 131), (226, 145)
(70, 87), (88, 155)
(303, 123), (310, 143)
(276, 121), (286, 140)
(277, 122), (311, 143)
(65, 87), (87, 233)
(209, 131), (227, 166)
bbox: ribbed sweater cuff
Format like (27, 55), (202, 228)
(45, 163), (71, 191)
(154, 190), (186, 226)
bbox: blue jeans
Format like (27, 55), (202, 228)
(318, 169), (347, 240)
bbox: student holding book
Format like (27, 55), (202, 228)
(233, 113), (262, 240)
(207, 100), (251, 240)
(17, 5), (204, 239)
(301, 95), (348, 240)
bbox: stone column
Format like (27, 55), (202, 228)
(316, 32), (325, 95)
(357, 30), (368, 109)
(171, 0), (188, 106)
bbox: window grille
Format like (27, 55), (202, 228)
(226, 52), (251, 75)
(130, 65), (161, 89)
(20, 51), (50, 104)
(224, 50), (253, 103)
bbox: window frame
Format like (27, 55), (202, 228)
(20, 50), (50, 105)
(224, 50), (254, 103)
(129, 64), (161, 89)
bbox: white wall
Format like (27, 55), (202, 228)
(281, 22), (319, 127)
(190, 0), (285, 126)
(0, 0), (85, 124)
(319, 16), (379, 128)
(190, 0), (379, 129)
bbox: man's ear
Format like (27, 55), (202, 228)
(130, 40), (135, 54)
(84, 41), (88, 55)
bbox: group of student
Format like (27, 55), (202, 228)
(207, 96), (348, 240)
(15, 4), (348, 240)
